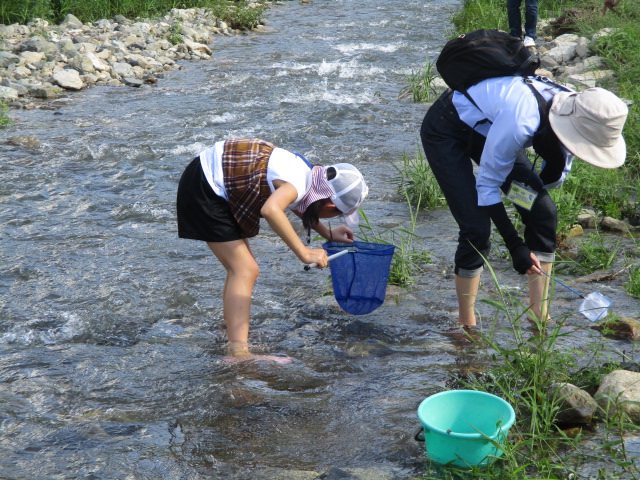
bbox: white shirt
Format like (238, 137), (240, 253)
(199, 142), (311, 208)
(452, 76), (574, 206)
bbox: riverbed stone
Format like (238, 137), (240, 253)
(19, 51), (45, 64)
(567, 70), (615, 89)
(594, 318), (640, 342)
(601, 216), (632, 233)
(60, 13), (84, 29)
(0, 52), (20, 68)
(2, 135), (41, 150)
(0, 86), (19, 102)
(550, 382), (598, 425)
(52, 69), (84, 90)
(595, 370), (640, 424)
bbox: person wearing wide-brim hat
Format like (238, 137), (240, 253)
(176, 138), (368, 362)
(420, 78), (628, 329)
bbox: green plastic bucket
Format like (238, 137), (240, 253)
(416, 390), (515, 467)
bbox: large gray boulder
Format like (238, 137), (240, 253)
(595, 370), (640, 424)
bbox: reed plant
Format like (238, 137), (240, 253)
(558, 231), (621, 276)
(357, 191), (431, 286)
(627, 264), (640, 298)
(393, 145), (447, 211)
(400, 56), (439, 103)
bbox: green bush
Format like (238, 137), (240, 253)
(0, 102), (12, 128)
(0, 0), (266, 29)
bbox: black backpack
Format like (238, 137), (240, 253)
(436, 29), (540, 92)
(436, 29), (574, 185)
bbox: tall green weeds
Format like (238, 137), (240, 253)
(358, 191), (431, 286)
(400, 56), (439, 103)
(394, 145), (447, 211)
(0, 0), (266, 27)
(0, 102), (12, 128)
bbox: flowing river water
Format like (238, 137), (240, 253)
(2, 1), (640, 478)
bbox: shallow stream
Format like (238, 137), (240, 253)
(2, 1), (640, 478)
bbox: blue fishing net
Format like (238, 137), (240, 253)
(323, 241), (396, 315)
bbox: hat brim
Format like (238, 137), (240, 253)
(549, 100), (626, 169)
(342, 210), (360, 230)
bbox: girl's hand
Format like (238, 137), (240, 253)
(301, 247), (328, 268)
(328, 224), (354, 243)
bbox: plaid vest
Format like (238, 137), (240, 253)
(222, 138), (275, 237)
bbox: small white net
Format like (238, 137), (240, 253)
(579, 292), (612, 322)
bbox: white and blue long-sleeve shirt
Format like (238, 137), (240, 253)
(452, 76), (574, 206)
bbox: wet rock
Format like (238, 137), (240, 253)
(315, 467), (355, 480)
(2, 136), (41, 150)
(550, 382), (598, 425)
(595, 370), (640, 424)
(122, 77), (144, 87)
(577, 209), (597, 229)
(29, 85), (59, 99)
(593, 317), (640, 342)
(566, 223), (584, 238)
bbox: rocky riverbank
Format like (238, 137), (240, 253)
(0, 7), (629, 111)
(0, 5), (267, 109)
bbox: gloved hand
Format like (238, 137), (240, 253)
(484, 202), (534, 274)
(509, 240), (534, 274)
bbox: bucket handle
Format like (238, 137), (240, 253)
(414, 426), (426, 442)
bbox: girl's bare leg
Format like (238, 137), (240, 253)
(207, 239), (291, 364)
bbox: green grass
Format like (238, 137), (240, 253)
(0, 102), (12, 128)
(358, 192), (432, 287)
(393, 144), (447, 211)
(0, 0), (267, 29)
(400, 56), (439, 103)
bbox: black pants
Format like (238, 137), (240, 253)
(420, 90), (557, 275)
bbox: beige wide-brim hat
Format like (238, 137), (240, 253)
(549, 87), (628, 168)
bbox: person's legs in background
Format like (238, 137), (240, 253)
(524, 0), (539, 40)
(507, 0), (523, 38)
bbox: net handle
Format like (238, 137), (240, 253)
(541, 271), (585, 299)
(303, 248), (350, 271)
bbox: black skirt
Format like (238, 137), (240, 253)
(176, 157), (243, 242)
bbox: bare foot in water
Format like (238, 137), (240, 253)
(223, 354), (293, 365)
(224, 341), (293, 364)
(444, 324), (483, 345)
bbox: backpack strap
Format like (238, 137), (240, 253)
(522, 75), (572, 128)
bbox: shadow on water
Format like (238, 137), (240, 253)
(1, 0), (640, 478)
